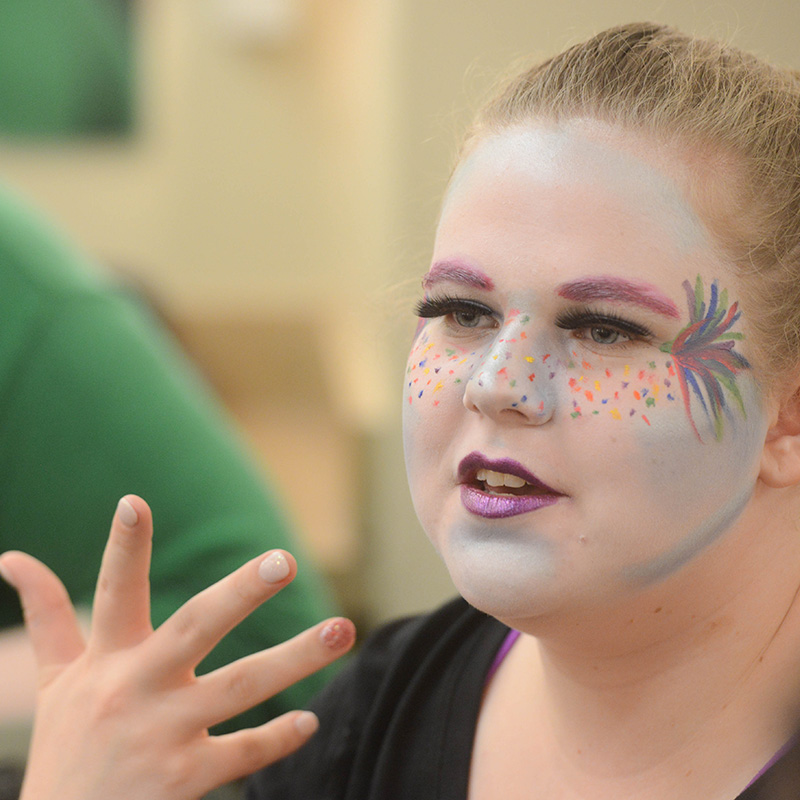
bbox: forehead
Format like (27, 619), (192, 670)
(436, 123), (720, 293)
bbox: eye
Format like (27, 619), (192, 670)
(587, 326), (629, 345)
(452, 307), (484, 328)
(555, 308), (653, 350)
(415, 295), (497, 332)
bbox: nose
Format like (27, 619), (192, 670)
(462, 333), (555, 425)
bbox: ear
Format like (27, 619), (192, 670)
(760, 386), (800, 488)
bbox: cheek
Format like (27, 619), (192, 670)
(580, 367), (766, 584)
(402, 326), (480, 518)
(403, 326), (479, 411)
(558, 352), (680, 429)
(558, 351), (762, 501)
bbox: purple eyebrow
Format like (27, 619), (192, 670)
(422, 260), (495, 291)
(556, 276), (680, 319)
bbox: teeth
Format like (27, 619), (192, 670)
(476, 468), (528, 488)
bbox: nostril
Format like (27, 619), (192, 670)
(500, 407), (531, 420)
(463, 394), (481, 413)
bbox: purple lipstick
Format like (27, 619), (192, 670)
(458, 451), (564, 519)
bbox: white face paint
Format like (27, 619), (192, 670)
(402, 123), (769, 625)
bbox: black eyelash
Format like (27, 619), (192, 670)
(414, 294), (495, 319)
(555, 307), (654, 339)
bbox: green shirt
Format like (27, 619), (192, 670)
(0, 185), (339, 731)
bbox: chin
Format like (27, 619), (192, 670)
(440, 533), (563, 622)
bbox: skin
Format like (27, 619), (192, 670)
(403, 122), (771, 628)
(405, 121), (800, 799)
(1, 496), (355, 800)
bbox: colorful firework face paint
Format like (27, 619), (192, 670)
(402, 123), (770, 627)
(660, 276), (751, 441)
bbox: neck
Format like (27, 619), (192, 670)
(490, 497), (800, 797)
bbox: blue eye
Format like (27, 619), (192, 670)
(452, 308), (484, 328)
(555, 308), (653, 348)
(588, 326), (629, 345)
(415, 295), (496, 331)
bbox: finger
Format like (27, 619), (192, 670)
(194, 710), (321, 790)
(91, 495), (154, 651)
(0, 551), (84, 679)
(191, 617), (355, 729)
(146, 550), (298, 676)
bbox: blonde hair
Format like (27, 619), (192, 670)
(460, 22), (800, 380)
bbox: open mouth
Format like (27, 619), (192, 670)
(458, 452), (561, 496)
(458, 452), (564, 518)
(474, 468), (546, 497)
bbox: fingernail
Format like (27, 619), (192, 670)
(293, 711), (319, 737)
(117, 497), (138, 528)
(258, 551), (290, 583)
(0, 559), (15, 588)
(320, 618), (355, 650)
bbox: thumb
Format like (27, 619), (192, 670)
(0, 552), (85, 684)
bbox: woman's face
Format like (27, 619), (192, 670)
(402, 123), (771, 625)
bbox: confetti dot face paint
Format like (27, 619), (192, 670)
(402, 122), (770, 624)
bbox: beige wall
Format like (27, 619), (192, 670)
(0, 0), (797, 624)
(0, 0), (395, 313)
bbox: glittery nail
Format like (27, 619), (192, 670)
(320, 618), (355, 650)
(258, 551), (290, 583)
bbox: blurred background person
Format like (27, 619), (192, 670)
(0, 3), (342, 793)
(0, 181), (340, 729)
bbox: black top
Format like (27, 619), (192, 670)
(246, 597), (800, 800)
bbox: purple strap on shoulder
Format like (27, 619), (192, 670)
(485, 629), (521, 685)
(745, 736), (797, 789)
(483, 628), (794, 791)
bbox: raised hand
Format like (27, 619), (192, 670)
(0, 495), (355, 800)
